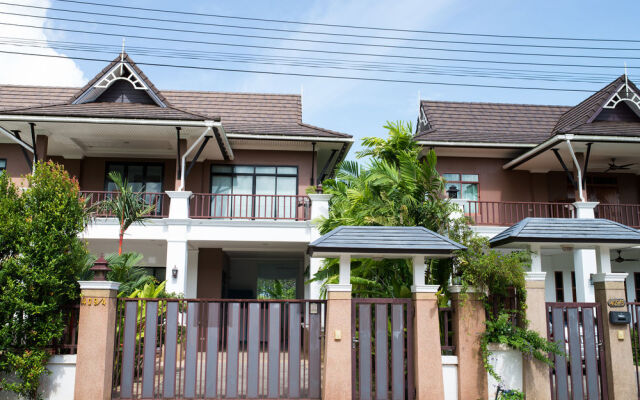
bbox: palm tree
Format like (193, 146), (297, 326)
(98, 171), (156, 254)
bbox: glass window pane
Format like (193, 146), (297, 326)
(146, 166), (163, 182)
(107, 164), (125, 175)
(211, 175), (232, 194)
(234, 166), (254, 174)
(277, 177), (297, 219)
(461, 183), (478, 200)
(145, 182), (162, 193)
(233, 175), (253, 218)
(255, 176), (276, 218)
(442, 173), (459, 182)
(212, 165), (232, 173)
(276, 177), (297, 195)
(256, 166), (276, 174)
(462, 174), (479, 182)
(211, 176), (232, 218)
(0, 159), (6, 170)
(277, 166), (297, 175)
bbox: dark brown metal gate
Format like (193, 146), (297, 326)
(351, 298), (414, 400)
(112, 298), (325, 399)
(627, 302), (640, 399)
(546, 302), (608, 400)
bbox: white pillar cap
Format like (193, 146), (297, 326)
(326, 284), (352, 292)
(78, 281), (121, 291)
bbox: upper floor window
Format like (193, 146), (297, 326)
(443, 173), (478, 213)
(554, 271), (565, 302)
(211, 165), (298, 219)
(104, 162), (163, 193)
(0, 159), (6, 172)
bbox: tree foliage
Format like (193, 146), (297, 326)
(0, 162), (89, 399)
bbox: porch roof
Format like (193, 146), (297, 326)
(489, 218), (640, 248)
(307, 226), (466, 258)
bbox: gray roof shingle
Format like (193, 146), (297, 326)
(490, 218), (640, 247)
(308, 226), (466, 255)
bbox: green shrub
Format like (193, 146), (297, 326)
(0, 162), (89, 399)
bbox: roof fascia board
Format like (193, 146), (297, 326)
(416, 140), (536, 149)
(492, 238), (640, 248)
(504, 134), (640, 170)
(0, 124), (34, 153)
(586, 82), (626, 124)
(309, 250), (454, 259)
(226, 133), (354, 143)
(0, 114), (218, 127)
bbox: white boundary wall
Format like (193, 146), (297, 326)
(0, 355), (76, 400)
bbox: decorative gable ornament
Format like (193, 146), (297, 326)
(603, 80), (640, 111)
(71, 54), (168, 107)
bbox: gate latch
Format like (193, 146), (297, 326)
(352, 336), (359, 349)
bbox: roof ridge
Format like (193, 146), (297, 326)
(421, 99), (571, 108)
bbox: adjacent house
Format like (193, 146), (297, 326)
(416, 75), (640, 302)
(0, 53), (352, 298)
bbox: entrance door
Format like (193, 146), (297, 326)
(546, 302), (608, 400)
(352, 299), (414, 400)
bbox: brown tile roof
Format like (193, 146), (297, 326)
(0, 85), (349, 138)
(564, 121), (640, 136)
(415, 100), (569, 144)
(1, 102), (210, 120)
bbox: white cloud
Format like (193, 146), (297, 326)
(0, 0), (85, 86)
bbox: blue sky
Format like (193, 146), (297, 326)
(2, 0), (639, 158)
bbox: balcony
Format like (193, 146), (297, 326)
(80, 191), (170, 218)
(189, 193), (311, 221)
(454, 200), (640, 228)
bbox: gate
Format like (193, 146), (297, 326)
(351, 299), (414, 400)
(627, 302), (640, 398)
(546, 302), (608, 400)
(112, 298), (325, 399)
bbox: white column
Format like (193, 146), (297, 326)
(165, 239), (188, 295)
(309, 257), (324, 300)
(573, 201), (599, 218)
(166, 190), (192, 219)
(530, 244), (542, 272)
(308, 194), (332, 220)
(573, 248), (597, 302)
(339, 254), (351, 285)
(185, 248), (199, 298)
(596, 246), (612, 275)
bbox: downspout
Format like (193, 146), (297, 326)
(565, 138), (585, 202)
(178, 124), (212, 191)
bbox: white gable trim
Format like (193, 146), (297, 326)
(602, 82), (640, 112)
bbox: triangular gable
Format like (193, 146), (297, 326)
(70, 53), (170, 107)
(553, 75), (640, 134)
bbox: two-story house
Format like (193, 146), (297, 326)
(0, 53), (352, 299)
(416, 75), (640, 303)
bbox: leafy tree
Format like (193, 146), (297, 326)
(312, 121), (465, 297)
(257, 279), (297, 299)
(75, 252), (156, 296)
(0, 162), (89, 399)
(97, 171), (155, 255)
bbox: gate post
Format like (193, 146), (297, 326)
(74, 258), (120, 400)
(450, 285), (488, 400)
(322, 284), (352, 400)
(412, 285), (445, 400)
(522, 272), (551, 400)
(593, 273), (638, 400)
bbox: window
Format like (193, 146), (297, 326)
(571, 272), (577, 302)
(0, 159), (5, 172)
(104, 162), (164, 193)
(634, 273), (640, 302)
(443, 173), (478, 212)
(554, 271), (565, 302)
(211, 165), (298, 219)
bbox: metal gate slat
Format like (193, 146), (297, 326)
(246, 303), (261, 398)
(141, 301), (158, 398)
(205, 303), (220, 398)
(391, 304), (405, 400)
(358, 304), (372, 400)
(120, 301), (138, 399)
(183, 302), (199, 399)
(163, 302), (179, 398)
(375, 304), (388, 400)
(582, 307), (599, 400)
(552, 307), (570, 400)
(567, 308), (585, 400)
(226, 303), (240, 398)
(267, 303), (281, 398)
(288, 303), (301, 398)
(308, 303), (322, 399)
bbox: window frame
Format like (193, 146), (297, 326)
(104, 161), (165, 193)
(210, 164), (299, 197)
(554, 271), (565, 302)
(0, 158), (6, 172)
(442, 172), (480, 201)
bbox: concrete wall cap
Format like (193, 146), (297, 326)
(487, 343), (517, 352)
(166, 190), (193, 199)
(48, 354), (77, 365)
(78, 280), (121, 290)
(525, 272), (547, 281)
(592, 272), (628, 283)
(308, 193), (332, 201)
(411, 284), (440, 293)
(326, 283), (352, 292)
(573, 201), (599, 209)
(441, 355), (458, 365)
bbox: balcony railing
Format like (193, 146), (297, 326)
(454, 200), (575, 226)
(596, 203), (640, 228)
(190, 193), (311, 221)
(80, 191), (169, 218)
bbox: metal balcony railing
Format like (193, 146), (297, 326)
(80, 191), (169, 218)
(189, 193), (311, 221)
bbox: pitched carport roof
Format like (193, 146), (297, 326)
(489, 218), (640, 247)
(308, 226), (466, 257)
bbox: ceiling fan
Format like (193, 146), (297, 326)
(604, 158), (635, 173)
(611, 249), (640, 263)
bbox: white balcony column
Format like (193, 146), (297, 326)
(529, 244), (542, 273)
(309, 193), (332, 221)
(309, 256), (324, 300)
(596, 246), (612, 275)
(339, 254), (351, 286)
(165, 239), (188, 295)
(411, 255), (432, 292)
(573, 248), (597, 302)
(166, 190), (192, 219)
(185, 248), (199, 298)
(573, 201), (599, 219)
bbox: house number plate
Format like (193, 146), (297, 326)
(80, 297), (106, 307)
(607, 298), (626, 308)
